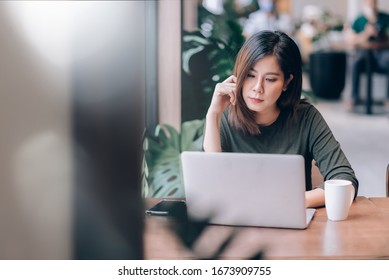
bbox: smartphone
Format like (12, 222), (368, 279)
(145, 199), (186, 216)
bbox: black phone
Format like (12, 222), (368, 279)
(145, 199), (186, 216)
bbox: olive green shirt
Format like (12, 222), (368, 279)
(220, 103), (359, 194)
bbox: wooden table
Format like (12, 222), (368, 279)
(144, 197), (389, 259)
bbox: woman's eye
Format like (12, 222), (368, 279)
(266, 78), (277, 82)
(247, 73), (255, 78)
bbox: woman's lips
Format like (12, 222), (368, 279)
(248, 97), (263, 104)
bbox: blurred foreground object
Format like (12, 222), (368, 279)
(0, 1), (145, 259)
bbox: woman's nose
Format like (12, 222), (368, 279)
(253, 79), (263, 93)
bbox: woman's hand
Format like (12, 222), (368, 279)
(203, 75), (236, 152)
(305, 188), (325, 208)
(207, 75), (237, 116)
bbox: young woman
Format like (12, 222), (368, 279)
(203, 30), (358, 208)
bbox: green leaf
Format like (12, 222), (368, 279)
(181, 119), (205, 151)
(154, 125), (169, 146)
(141, 154), (150, 197)
(148, 147), (184, 198)
(183, 45), (205, 75)
(143, 119), (205, 198)
(183, 35), (211, 45)
(142, 175), (149, 197)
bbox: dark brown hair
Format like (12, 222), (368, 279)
(229, 30), (303, 135)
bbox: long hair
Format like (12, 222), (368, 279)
(229, 30), (303, 135)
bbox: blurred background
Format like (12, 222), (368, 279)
(0, 0), (388, 259)
(145, 0), (389, 200)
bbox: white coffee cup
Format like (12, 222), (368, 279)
(324, 179), (355, 221)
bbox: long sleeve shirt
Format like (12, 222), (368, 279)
(219, 102), (359, 194)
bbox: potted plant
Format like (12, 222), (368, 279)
(181, 1), (246, 122)
(297, 5), (347, 100)
(181, 30), (241, 122)
(142, 119), (205, 198)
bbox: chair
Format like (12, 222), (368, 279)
(386, 164), (389, 197)
(357, 50), (387, 114)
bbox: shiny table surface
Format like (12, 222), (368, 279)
(143, 197), (389, 259)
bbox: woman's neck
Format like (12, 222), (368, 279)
(255, 107), (281, 127)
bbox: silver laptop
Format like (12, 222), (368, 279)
(181, 152), (315, 229)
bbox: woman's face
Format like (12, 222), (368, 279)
(242, 55), (292, 119)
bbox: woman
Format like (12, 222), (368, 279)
(203, 30), (358, 208)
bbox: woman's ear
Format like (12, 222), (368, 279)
(283, 74), (294, 91)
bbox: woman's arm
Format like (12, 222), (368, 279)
(203, 112), (223, 152)
(308, 107), (359, 204)
(305, 188), (325, 208)
(203, 75), (237, 152)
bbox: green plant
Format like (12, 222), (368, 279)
(143, 119), (205, 198)
(311, 10), (344, 44)
(141, 143), (150, 198)
(181, 31), (237, 122)
(181, 2), (245, 122)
